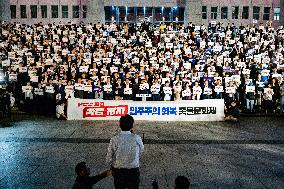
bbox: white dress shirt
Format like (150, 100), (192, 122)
(106, 131), (144, 169)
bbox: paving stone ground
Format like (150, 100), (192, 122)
(0, 115), (284, 189)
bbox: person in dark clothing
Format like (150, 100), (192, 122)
(72, 162), (112, 189)
(1, 90), (11, 118)
(225, 100), (240, 121)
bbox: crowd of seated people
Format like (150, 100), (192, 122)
(0, 21), (284, 115)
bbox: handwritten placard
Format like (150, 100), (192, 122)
(9, 74), (17, 81)
(226, 87), (236, 94)
(30, 76), (38, 83)
(34, 88), (44, 95)
(45, 86), (55, 93)
(151, 85), (160, 93)
(79, 66), (89, 73)
(246, 86), (255, 93)
(163, 87), (172, 94)
(214, 86), (224, 93)
(19, 67), (28, 73)
(124, 88), (133, 95)
(22, 86), (32, 93)
(182, 90), (191, 97)
(193, 87), (202, 95)
(203, 87), (212, 95)
(84, 85), (93, 92)
(102, 85), (111, 92)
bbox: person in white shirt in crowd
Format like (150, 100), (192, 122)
(202, 80), (212, 99)
(192, 81), (202, 100)
(182, 82), (192, 100)
(106, 114), (144, 189)
(162, 81), (172, 101)
(174, 82), (182, 101)
(245, 82), (256, 113)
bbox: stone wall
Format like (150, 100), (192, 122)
(86, 0), (105, 24)
(184, 0), (202, 27)
(185, 0), (284, 28)
(0, 0), (11, 22)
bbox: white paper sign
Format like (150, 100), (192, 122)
(84, 85), (93, 92)
(22, 86), (32, 92)
(151, 85), (160, 93)
(203, 87), (212, 95)
(34, 88), (44, 95)
(182, 90), (191, 97)
(19, 67), (28, 73)
(9, 74), (17, 81)
(45, 86), (55, 93)
(226, 87), (236, 94)
(163, 87), (172, 94)
(124, 88), (133, 95)
(110, 67), (118, 73)
(214, 86), (224, 93)
(246, 86), (255, 93)
(104, 85), (113, 92)
(264, 88), (274, 94)
(30, 76), (38, 83)
(79, 66), (89, 72)
(193, 87), (202, 95)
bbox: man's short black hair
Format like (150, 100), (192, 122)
(175, 176), (190, 189)
(75, 162), (86, 175)
(119, 114), (134, 131)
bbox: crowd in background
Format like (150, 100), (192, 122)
(0, 21), (284, 116)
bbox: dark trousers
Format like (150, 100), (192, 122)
(112, 167), (140, 189)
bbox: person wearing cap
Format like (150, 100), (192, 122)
(106, 114), (144, 189)
(72, 162), (112, 189)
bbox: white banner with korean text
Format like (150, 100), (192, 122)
(67, 99), (224, 121)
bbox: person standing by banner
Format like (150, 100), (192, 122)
(1, 89), (11, 118)
(106, 114), (144, 189)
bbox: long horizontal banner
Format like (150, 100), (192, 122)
(67, 98), (224, 121)
(67, 99), (224, 121)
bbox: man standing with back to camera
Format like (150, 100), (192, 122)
(106, 114), (144, 189)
